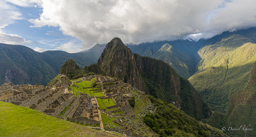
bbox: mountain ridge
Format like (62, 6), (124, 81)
(96, 37), (210, 120)
(0, 43), (102, 85)
(207, 61), (256, 137)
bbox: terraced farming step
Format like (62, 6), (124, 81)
(63, 97), (80, 119)
(36, 89), (64, 112)
(53, 95), (76, 117)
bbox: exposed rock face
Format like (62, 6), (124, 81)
(97, 37), (211, 119)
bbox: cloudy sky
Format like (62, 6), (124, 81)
(1, 0), (256, 53)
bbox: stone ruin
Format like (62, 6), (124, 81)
(0, 75), (157, 136)
(0, 81), (100, 127)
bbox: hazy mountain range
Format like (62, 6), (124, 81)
(1, 28), (256, 113)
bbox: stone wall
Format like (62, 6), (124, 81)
(106, 105), (118, 109)
(53, 95), (75, 117)
(2, 92), (27, 103)
(20, 89), (52, 108)
(67, 117), (100, 126)
(63, 97), (80, 119)
(24, 85), (44, 95)
(35, 89), (64, 112)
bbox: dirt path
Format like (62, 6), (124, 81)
(94, 97), (104, 131)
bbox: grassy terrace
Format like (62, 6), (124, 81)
(0, 102), (117, 137)
(101, 112), (119, 128)
(69, 78), (104, 97)
(59, 104), (71, 117)
(96, 98), (117, 110)
(132, 90), (151, 115)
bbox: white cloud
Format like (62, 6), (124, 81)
(5, 0), (42, 7)
(56, 41), (83, 53)
(0, 0), (22, 28)
(24, 0), (256, 46)
(33, 46), (46, 52)
(35, 39), (83, 53)
(0, 30), (32, 45)
(0, 1), (33, 46)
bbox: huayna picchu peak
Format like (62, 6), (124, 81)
(97, 38), (211, 120)
(97, 37), (144, 90)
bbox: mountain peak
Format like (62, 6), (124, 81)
(105, 37), (127, 51)
(59, 59), (83, 79)
(158, 43), (173, 52)
(97, 37), (144, 89)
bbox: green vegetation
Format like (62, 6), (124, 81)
(83, 89), (94, 96)
(140, 56), (210, 120)
(47, 75), (71, 87)
(101, 112), (119, 128)
(97, 37), (210, 120)
(152, 43), (197, 78)
(106, 107), (120, 112)
(83, 63), (105, 75)
(96, 98), (116, 109)
(93, 91), (104, 97)
(143, 96), (228, 137)
(128, 97), (135, 108)
(46, 75), (61, 87)
(102, 99), (116, 107)
(112, 111), (123, 115)
(207, 62), (256, 137)
(75, 81), (92, 88)
(106, 89), (112, 93)
(189, 35), (256, 112)
(68, 78), (104, 97)
(0, 44), (57, 85)
(129, 39), (202, 79)
(0, 101), (116, 137)
(133, 94), (151, 115)
(59, 59), (83, 79)
(59, 105), (71, 117)
(97, 98), (106, 109)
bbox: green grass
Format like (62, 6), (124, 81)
(101, 112), (119, 128)
(91, 78), (96, 82)
(97, 98), (106, 110)
(69, 86), (81, 97)
(69, 78), (103, 97)
(102, 99), (116, 107)
(75, 81), (92, 88)
(0, 101), (117, 137)
(83, 88), (94, 96)
(47, 75), (61, 87)
(93, 92), (104, 97)
(59, 105), (71, 117)
(96, 98), (116, 110)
